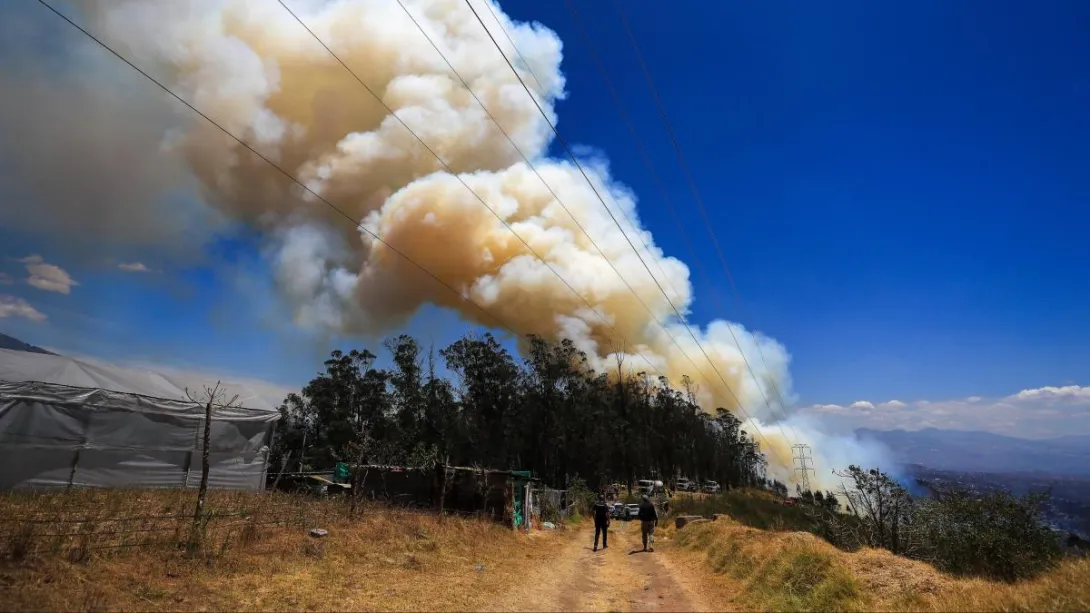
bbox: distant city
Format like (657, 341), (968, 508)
(857, 428), (1090, 539)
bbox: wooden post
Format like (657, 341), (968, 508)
(271, 451), (292, 492)
(297, 431), (307, 473)
(524, 483), (532, 533)
(191, 394), (213, 545)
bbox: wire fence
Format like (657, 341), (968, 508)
(0, 480), (540, 562)
(0, 488), (355, 561)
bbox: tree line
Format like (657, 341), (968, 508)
(270, 332), (769, 491)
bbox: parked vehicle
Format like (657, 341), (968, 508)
(610, 502), (625, 519)
(636, 479), (665, 496)
(702, 480), (721, 494)
(624, 503), (641, 520)
(675, 477), (695, 492)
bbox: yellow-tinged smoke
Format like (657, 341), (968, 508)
(26, 0), (830, 474)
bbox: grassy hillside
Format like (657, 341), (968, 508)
(669, 489), (832, 532)
(662, 499), (1090, 612)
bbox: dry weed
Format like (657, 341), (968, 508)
(670, 516), (1090, 612)
(0, 489), (567, 611)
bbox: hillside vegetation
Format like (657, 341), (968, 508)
(667, 517), (1089, 612)
(654, 486), (1081, 610)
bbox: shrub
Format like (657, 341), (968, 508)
(566, 476), (595, 518)
(913, 486), (1061, 581)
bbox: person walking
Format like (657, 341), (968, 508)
(638, 495), (658, 552)
(592, 493), (611, 551)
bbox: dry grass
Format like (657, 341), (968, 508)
(0, 489), (569, 612)
(668, 516), (1090, 612)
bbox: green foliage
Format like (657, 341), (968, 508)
(272, 332), (768, 491)
(825, 466), (1063, 582)
(566, 476), (595, 517)
(913, 485), (1062, 581)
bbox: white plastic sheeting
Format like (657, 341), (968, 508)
(0, 349), (282, 490)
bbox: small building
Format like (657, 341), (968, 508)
(0, 348), (281, 490)
(271, 463), (545, 528)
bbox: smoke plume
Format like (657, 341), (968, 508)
(6, 0), (892, 479)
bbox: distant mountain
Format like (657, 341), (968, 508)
(854, 427), (1090, 475)
(857, 427), (1090, 476)
(0, 332), (56, 355)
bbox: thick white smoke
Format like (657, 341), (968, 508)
(9, 0), (890, 479)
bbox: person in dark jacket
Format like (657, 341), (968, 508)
(638, 495), (658, 551)
(592, 493), (611, 551)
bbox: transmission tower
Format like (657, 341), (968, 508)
(792, 444), (815, 493)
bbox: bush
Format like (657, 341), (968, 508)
(913, 487), (1061, 581)
(830, 466), (1063, 581)
(566, 476), (595, 519)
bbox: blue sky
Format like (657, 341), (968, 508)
(1, 0), (1088, 436)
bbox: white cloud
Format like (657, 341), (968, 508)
(21, 255), (78, 294)
(0, 295), (47, 322)
(801, 384), (1090, 439)
(118, 262), (155, 273)
(1008, 385), (1090, 404)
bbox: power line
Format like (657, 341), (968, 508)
(277, 0), (788, 465)
(40, 0), (648, 386)
(273, 0), (686, 387)
(32, 0), (526, 343)
(476, 0), (548, 99)
(564, 0), (803, 446)
(611, 0), (802, 445)
(475, 0), (675, 291)
(462, 0), (796, 464)
(37, 0), (787, 467)
(34, 0), (676, 416)
(385, 0), (758, 416)
(386, 0), (679, 367)
(464, 0), (792, 463)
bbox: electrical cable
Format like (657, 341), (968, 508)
(462, 0), (796, 464)
(565, 0), (803, 445)
(611, 0), (803, 444)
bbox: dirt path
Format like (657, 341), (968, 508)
(487, 520), (707, 612)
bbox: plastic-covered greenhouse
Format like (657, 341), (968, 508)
(0, 348), (281, 490)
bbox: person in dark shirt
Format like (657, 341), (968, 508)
(638, 495), (659, 552)
(592, 493), (611, 551)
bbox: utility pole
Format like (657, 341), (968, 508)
(792, 444), (815, 493)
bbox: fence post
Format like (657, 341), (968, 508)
(190, 395), (213, 548)
(524, 483), (532, 533)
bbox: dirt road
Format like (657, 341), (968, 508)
(486, 520), (710, 612)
